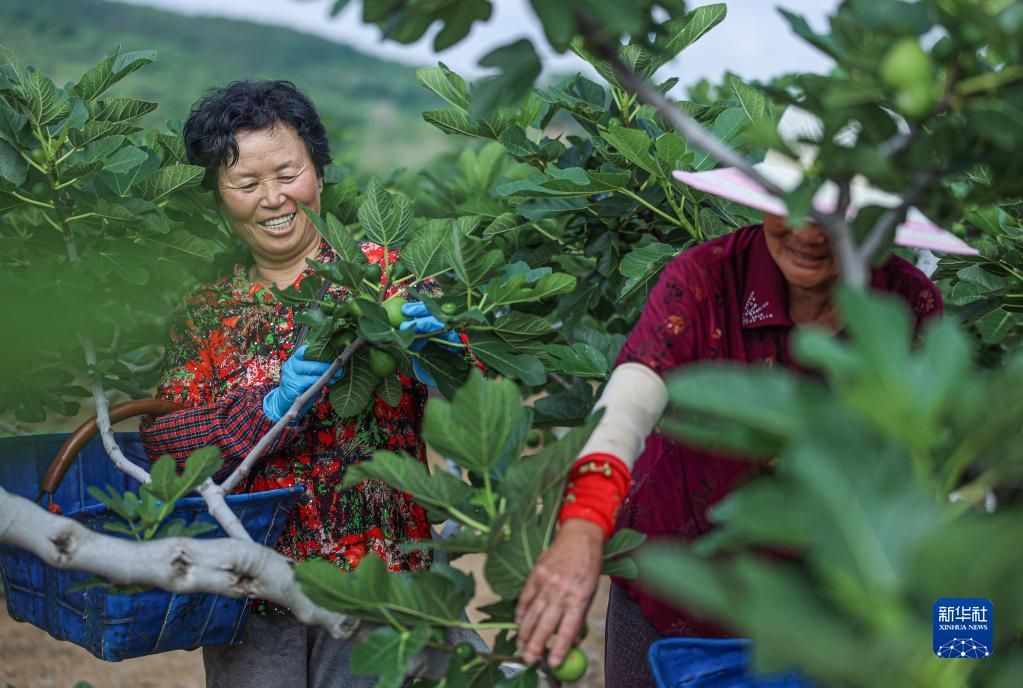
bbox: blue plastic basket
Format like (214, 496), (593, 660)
(649, 638), (814, 688)
(0, 432), (302, 661)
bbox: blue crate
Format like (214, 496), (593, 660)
(649, 638), (814, 688)
(0, 432), (301, 661)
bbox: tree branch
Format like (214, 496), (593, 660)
(0, 484), (487, 679)
(219, 338), (366, 494)
(80, 334), (153, 486)
(0, 484), (359, 637)
(578, 21), (872, 286)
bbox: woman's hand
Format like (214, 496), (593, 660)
(515, 518), (605, 667)
(398, 301), (461, 386)
(262, 344), (344, 422)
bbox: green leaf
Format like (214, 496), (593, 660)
(358, 178), (414, 248)
(135, 163), (204, 201)
(471, 39), (542, 119)
(779, 9), (844, 61)
(601, 557), (639, 578)
(619, 242), (679, 299)
(102, 145), (148, 175)
(147, 454), (178, 502)
(422, 107), (513, 141)
(299, 202), (363, 263)
(975, 308), (1018, 345)
(433, 0), (491, 51)
(25, 72), (70, 126)
(602, 125), (659, 176)
(417, 65), (470, 111)
(344, 450), (475, 523)
(376, 375), (403, 408)
(692, 108), (748, 170)
(652, 3), (729, 70)
(727, 74), (768, 125)
(490, 312), (555, 344)
(92, 97), (157, 124)
(665, 364), (804, 454)
(484, 272), (576, 308)
(389, 566), (475, 623)
(499, 414), (601, 518)
(447, 228), (504, 290)
(544, 343), (608, 378)
(82, 240), (150, 285)
(423, 370), (531, 476)
(484, 519), (547, 599)
(68, 120), (141, 149)
(179, 446), (223, 493)
(0, 138), (27, 186)
(350, 624), (432, 688)
(329, 349), (379, 418)
(603, 528), (646, 559)
(295, 553), (390, 612)
(72, 50), (157, 102)
(355, 300), (416, 348)
(464, 333), (546, 386)
(956, 265), (1008, 291)
(401, 219), (450, 281)
(140, 232), (215, 263)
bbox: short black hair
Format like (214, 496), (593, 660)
(183, 80), (331, 192)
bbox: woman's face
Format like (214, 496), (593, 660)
(762, 212), (839, 292)
(217, 125), (323, 265)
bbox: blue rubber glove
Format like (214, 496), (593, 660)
(399, 302), (462, 387)
(262, 345), (344, 422)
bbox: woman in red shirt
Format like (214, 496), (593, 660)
(514, 162), (972, 686)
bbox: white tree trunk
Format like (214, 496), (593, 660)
(0, 484), (359, 638)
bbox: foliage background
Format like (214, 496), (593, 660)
(0, 0), (452, 174)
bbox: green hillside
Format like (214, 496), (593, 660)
(0, 0), (454, 173)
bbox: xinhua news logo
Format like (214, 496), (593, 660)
(933, 598), (993, 659)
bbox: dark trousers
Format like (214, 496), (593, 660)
(605, 583), (663, 688)
(203, 612), (375, 688)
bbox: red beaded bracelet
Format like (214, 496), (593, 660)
(558, 452), (632, 540)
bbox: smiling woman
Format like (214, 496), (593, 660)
(217, 126), (324, 287)
(139, 81), (439, 688)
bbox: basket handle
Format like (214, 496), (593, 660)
(40, 399), (184, 499)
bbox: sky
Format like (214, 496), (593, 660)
(113, 0), (842, 85)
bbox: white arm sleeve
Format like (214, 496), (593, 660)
(577, 362), (668, 470)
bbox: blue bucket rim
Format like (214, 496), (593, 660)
(68, 483), (305, 519)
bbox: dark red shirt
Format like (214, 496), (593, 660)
(613, 225), (941, 637)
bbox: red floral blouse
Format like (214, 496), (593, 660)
(140, 240), (433, 613)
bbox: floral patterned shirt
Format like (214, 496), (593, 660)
(140, 240), (432, 613)
(613, 224), (943, 637)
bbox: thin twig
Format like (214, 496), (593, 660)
(0, 418), (29, 436)
(80, 334), (153, 486)
(549, 373), (573, 392)
(579, 20), (871, 285)
(122, 358), (165, 375)
(860, 172), (936, 263)
(196, 480), (251, 540)
(219, 338), (366, 494)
